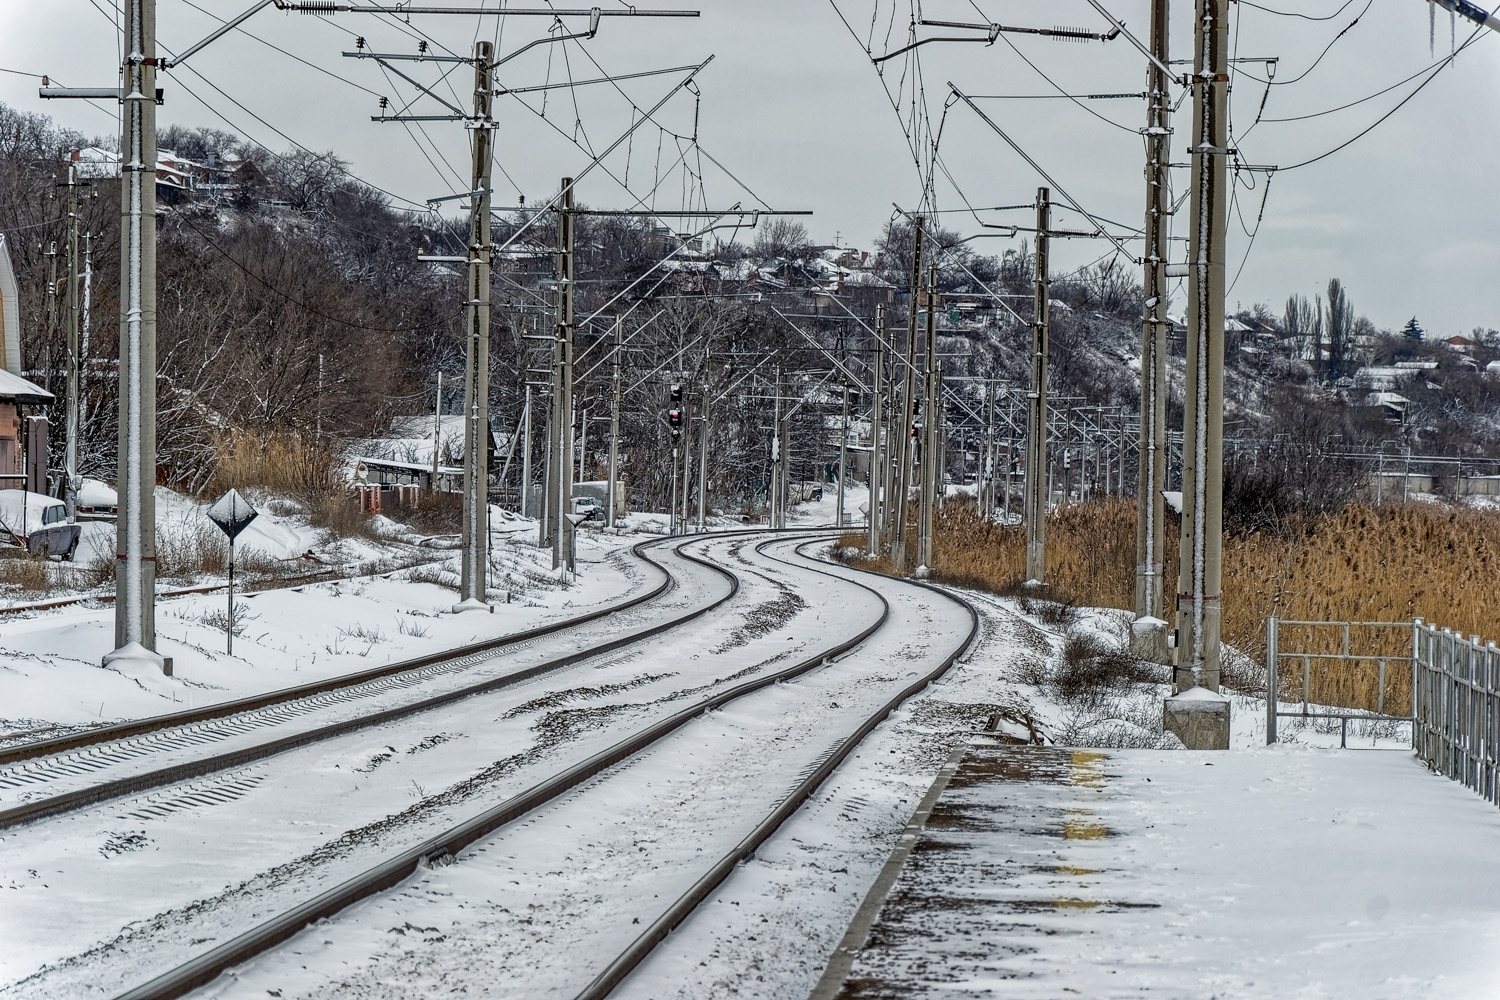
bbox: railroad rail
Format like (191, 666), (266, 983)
(0, 534), (748, 830)
(0, 536), (679, 767)
(105, 533), (975, 1000)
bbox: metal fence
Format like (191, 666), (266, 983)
(1266, 617), (1500, 809)
(1265, 618), (1417, 747)
(1414, 622), (1500, 807)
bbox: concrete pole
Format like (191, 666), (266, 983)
(105, 0), (160, 668)
(770, 368), (781, 528)
(607, 327), (620, 529)
(917, 264), (938, 573)
(1023, 190), (1051, 585)
(836, 378), (848, 528)
(456, 42), (495, 610)
(868, 305), (885, 551)
(678, 393), (693, 530)
(520, 385), (532, 517)
(64, 164), (80, 518)
(982, 381), (995, 516)
(1175, 0), (1229, 692)
(1003, 392), (1014, 519)
(697, 391), (709, 532)
(552, 178), (576, 570)
(430, 371), (442, 491)
(1136, 0), (1172, 628)
(892, 217), (923, 569)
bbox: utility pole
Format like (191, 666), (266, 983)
(981, 381), (995, 516)
(43, 240), (57, 396)
(1023, 189), (1051, 585)
(456, 41), (495, 611)
(917, 264), (938, 573)
(431, 371), (442, 492)
(520, 384), (532, 517)
(1175, 0), (1229, 695)
(63, 165), (82, 518)
(679, 392), (693, 530)
(697, 389), (710, 532)
(892, 216), (923, 570)
(607, 326), (620, 529)
(1136, 0), (1172, 636)
(836, 376), (848, 529)
(553, 177), (577, 571)
(770, 368), (782, 528)
(868, 305), (886, 551)
(104, 0), (161, 669)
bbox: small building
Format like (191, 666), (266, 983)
(0, 237), (57, 489)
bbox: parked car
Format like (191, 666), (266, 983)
(571, 495), (603, 522)
(0, 490), (81, 560)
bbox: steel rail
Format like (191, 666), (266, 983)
(0, 534), (753, 831)
(0, 538), (679, 767)
(109, 530), (876, 1000)
(572, 537), (981, 1000)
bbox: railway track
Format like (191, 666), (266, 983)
(0, 534), (746, 830)
(0, 535), (679, 767)
(72, 534), (977, 1000)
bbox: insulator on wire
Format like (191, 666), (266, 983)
(300, 0), (336, 15)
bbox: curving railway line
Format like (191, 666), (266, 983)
(0, 531), (979, 1000)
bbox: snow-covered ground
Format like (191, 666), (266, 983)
(0, 492), (652, 740)
(825, 741), (1500, 999)
(0, 511), (1491, 999)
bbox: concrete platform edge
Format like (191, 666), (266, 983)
(806, 745), (969, 1000)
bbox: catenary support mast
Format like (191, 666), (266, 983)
(1023, 189), (1051, 585)
(1175, 0), (1229, 691)
(1136, 0), (1171, 633)
(456, 41), (495, 610)
(105, 0), (161, 668)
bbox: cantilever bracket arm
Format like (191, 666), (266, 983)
(1429, 0), (1500, 32)
(947, 83), (1141, 266)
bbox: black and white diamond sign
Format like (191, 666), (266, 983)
(207, 489), (259, 542)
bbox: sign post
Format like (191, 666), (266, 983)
(564, 511), (587, 582)
(207, 489), (258, 655)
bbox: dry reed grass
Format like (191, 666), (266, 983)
(847, 497), (1500, 714)
(210, 429), (377, 540)
(0, 553), (51, 595)
(209, 429), (342, 500)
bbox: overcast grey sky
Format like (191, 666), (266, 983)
(2, 0), (1496, 336)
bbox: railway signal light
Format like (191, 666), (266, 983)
(669, 406), (683, 439)
(669, 383), (682, 403)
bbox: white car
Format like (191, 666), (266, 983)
(570, 495), (603, 522)
(0, 490), (81, 560)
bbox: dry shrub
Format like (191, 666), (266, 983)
(303, 491), (380, 541)
(1055, 632), (1164, 705)
(0, 553), (51, 595)
(850, 498), (1500, 714)
(397, 490), (461, 536)
(211, 428), (377, 541)
(209, 429), (342, 500)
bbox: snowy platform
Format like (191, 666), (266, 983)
(818, 739), (1500, 999)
